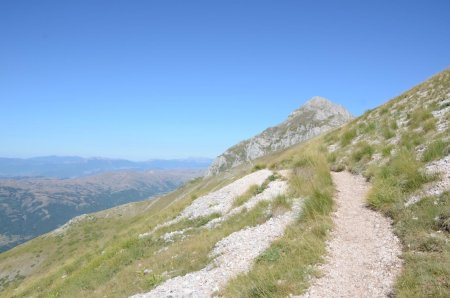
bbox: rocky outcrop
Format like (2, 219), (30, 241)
(207, 97), (353, 176)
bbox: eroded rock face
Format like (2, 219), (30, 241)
(207, 97), (353, 176)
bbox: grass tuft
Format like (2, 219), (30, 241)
(422, 139), (450, 162)
(351, 142), (374, 162)
(233, 185), (263, 207)
(340, 128), (357, 146)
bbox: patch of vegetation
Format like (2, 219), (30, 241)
(409, 106), (433, 122)
(270, 195), (292, 216)
(327, 151), (337, 163)
(423, 117), (437, 133)
(399, 131), (425, 151)
(422, 139), (450, 162)
(394, 192), (450, 297)
(252, 164), (267, 172)
(158, 213), (221, 237)
(324, 131), (339, 145)
(340, 128), (357, 146)
(381, 125), (396, 139)
(379, 106), (389, 115)
(381, 144), (394, 157)
(408, 107), (434, 129)
(145, 273), (164, 288)
(233, 184), (264, 207)
(351, 142), (374, 162)
(366, 146), (449, 297)
(360, 121), (377, 134)
(233, 174), (279, 208)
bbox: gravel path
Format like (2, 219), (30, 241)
(131, 200), (302, 298)
(300, 171), (402, 298)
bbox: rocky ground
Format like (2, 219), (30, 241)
(131, 201), (302, 298)
(299, 172), (402, 298)
(139, 169), (273, 239)
(131, 169), (298, 297)
(205, 179), (288, 229)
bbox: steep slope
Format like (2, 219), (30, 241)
(0, 68), (449, 298)
(0, 169), (202, 252)
(207, 96), (353, 176)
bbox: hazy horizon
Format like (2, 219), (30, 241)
(0, 155), (214, 162)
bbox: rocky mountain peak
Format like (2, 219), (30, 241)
(305, 95), (331, 106)
(289, 96), (353, 120)
(207, 97), (353, 176)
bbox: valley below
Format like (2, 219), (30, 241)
(0, 169), (203, 252)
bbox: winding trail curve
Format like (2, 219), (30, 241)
(300, 171), (402, 298)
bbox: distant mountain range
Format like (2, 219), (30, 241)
(0, 156), (212, 178)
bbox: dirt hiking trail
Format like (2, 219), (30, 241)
(300, 171), (402, 298)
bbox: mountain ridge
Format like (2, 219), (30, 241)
(207, 96), (353, 176)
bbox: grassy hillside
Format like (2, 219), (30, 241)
(0, 68), (449, 297)
(0, 167), (252, 297)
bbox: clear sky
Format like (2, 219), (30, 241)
(1, 0), (449, 160)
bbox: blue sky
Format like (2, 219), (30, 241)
(1, 0), (449, 160)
